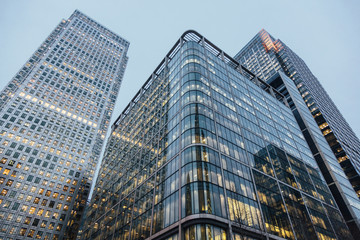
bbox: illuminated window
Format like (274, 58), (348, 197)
(37, 209), (44, 216)
(27, 229), (35, 237)
(0, 188), (8, 196)
(29, 207), (36, 214)
(40, 220), (47, 228)
(48, 222), (55, 230)
(19, 228), (27, 236)
(24, 217), (31, 225)
(0, 158), (7, 164)
(3, 168), (10, 175)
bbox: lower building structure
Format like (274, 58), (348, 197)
(81, 31), (353, 240)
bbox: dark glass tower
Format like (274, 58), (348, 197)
(82, 31), (352, 240)
(267, 72), (360, 238)
(234, 30), (360, 197)
(234, 29), (360, 237)
(0, 10), (129, 240)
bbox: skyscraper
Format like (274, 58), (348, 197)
(234, 29), (360, 197)
(234, 29), (360, 236)
(267, 72), (360, 237)
(0, 10), (129, 240)
(81, 31), (352, 240)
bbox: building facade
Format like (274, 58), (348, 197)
(267, 72), (360, 237)
(234, 29), (360, 198)
(0, 10), (129, 240)
(82, 31), (352, 240)
(234, 29), (360, 236)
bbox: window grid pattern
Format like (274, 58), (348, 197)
(0, 10), (129, 240)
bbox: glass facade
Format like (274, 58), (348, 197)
(234, 30), (360, 237)
(266, 72), (360, 237)
(0, 11), (129, 240)
(82, 31), (351, 240)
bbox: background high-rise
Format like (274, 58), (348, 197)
(234, 29), (360, 237)
(0, 10), (129, 240)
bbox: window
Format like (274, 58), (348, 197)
(29, 207), (36, 214)
(3, 168), (10, 175)
(37, 209), (44, 216)
(12, 202), (20, 210)
(40, 220), (47, 228)
(6, 179), (13, 186)
(48, 222), (55, 230)
(19, 227), (27, 236)
(27, 229), (35, 238)
(24, 217), (32, 225)
(0, 188), (8, 196)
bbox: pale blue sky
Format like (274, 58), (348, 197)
(1, 0), (360, 139)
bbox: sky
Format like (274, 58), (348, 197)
(1, 0), (360, 139)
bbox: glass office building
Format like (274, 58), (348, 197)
(234, 29), (360, 237)
(82, 31), (352, 240)
(0, 10), (129, 239)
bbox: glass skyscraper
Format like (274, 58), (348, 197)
(0, 10), (129, 240)
(234, 29), (360, 237)
(82, 31), (352, 240)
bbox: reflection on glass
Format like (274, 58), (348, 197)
(182, 182), (226, 218)
(253, 171), (295, 239)
(184, 224), (226, 240)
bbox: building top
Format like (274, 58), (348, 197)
(113, 30), (285, 129)
(69, 10), (130, 47)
